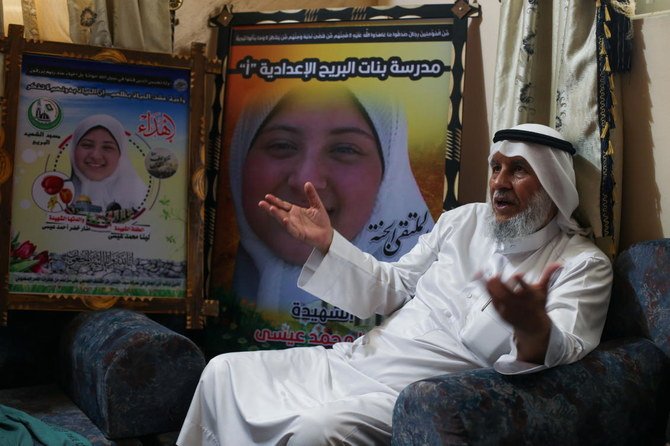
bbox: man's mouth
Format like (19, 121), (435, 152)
(494, 198), (515, 207)
(492, 193), (518, 211)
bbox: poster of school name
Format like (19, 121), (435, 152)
(213, 17), (461, 352)
(9, 53), (190, 299)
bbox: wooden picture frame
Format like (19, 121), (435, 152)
(203, 3), (480, 353)
(0, 24), (219, 328)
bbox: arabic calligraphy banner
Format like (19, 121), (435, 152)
(206, 4), (474, 354)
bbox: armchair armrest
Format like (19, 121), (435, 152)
(59, 309), (206, 440)
(392, 338), (670, 445)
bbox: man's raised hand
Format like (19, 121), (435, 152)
(258, 182), (334, 254)
(485, 262), (563, 363)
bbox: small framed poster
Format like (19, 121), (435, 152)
(0, 24), (219, 328)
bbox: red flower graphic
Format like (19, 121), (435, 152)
(12, 240), (36, 259)
(10, 235), (49, 274)
(30, 250), (50, 273)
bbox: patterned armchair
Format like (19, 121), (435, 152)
(391, 239), (670, 445)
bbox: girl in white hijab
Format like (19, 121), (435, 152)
(69, 114), (147, 211)
(229, 84), (435, 314)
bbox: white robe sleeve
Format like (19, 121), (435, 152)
(298, 222), (443, 319)
(493, 251), (613, 375)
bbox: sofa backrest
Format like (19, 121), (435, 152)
(602, 238), (670, 358)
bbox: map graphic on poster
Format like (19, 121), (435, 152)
(208, 8), (468, 353)
(9, 53), (191, 299)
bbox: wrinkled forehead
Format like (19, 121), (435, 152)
(489, 151), (531, 166)
(489, 151), (541, 180)
(489, 139), (552, 171)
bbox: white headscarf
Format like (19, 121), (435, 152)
(488, 123), (586, 235)
(229, 85), (434, 310)
(69, 114), (147, 211)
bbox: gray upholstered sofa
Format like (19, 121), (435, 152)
(0, 308), (205, 445)
(392, 239), (670, 445)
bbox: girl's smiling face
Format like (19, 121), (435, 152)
(74, 127), (121, 181)
(242, 89), (383, 265)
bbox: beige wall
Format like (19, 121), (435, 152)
(176, 1), (670, 250)
(619, 14), (670, 249)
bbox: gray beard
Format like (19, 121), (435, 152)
(488, 189), (554, 242)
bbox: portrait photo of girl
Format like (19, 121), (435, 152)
(68, 114), (148, 213)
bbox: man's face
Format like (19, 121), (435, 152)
(488, 152), (553, 224)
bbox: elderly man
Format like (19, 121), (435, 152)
(178, 123), (612, 446)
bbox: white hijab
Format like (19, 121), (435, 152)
(229, 85), (434, 310)
(488, 123), (586, 235)
(69, 114), (147, 211)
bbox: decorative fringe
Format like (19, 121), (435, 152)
(600, 122), (610, 140)
(596, 0), (633, 245)
(604, 23), (612, 39)
(603, 1), (634, 73)
(608, 0), (636, 18)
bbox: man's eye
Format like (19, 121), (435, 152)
(490, 164), (501, 173)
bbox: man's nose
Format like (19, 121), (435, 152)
(490, 170), (512, 189)
(287, 156), (327, 189)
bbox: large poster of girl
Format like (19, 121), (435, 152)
(207, 5), (470, 353)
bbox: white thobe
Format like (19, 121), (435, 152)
(178, 203), (612, 446)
